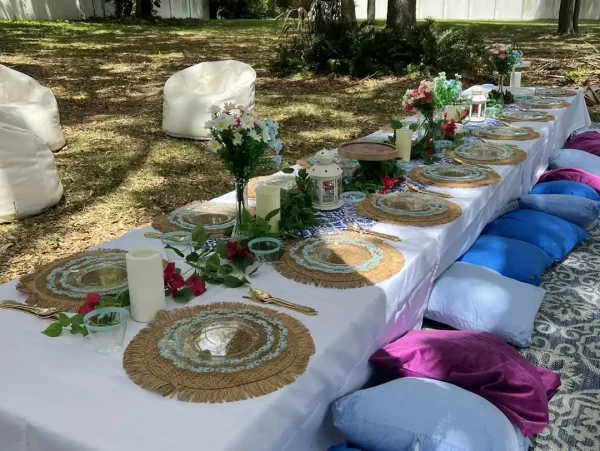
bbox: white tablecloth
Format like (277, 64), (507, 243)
(0, 91), (590, 451)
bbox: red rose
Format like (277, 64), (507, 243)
(164, 262), (186, 296)
(226, 241), (254, 260)
(185, 274), (207, 297)
(441, 119), (457, 139)
(380, 175), (401, 194)
(78, 293), (101, 316)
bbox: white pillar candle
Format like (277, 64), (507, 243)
(445, 105), (461, 122)
(395, 128), (413, 162)
(126, 249), (166, 323)
(510, 72), (522, 88)
(255, 184), (281, 233)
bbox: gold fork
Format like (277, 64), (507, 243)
(407, 183), (454, 199)
(245, 288), (318, 316)
(0, 301), (60, 320)
(452, 157), (493, 171)
(345, 223), (402, 242)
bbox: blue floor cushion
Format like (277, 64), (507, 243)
(332, 378), (531, 451)
(458, 235), (552, 285)
(483, 209), (588, 262)
(549, 148), (600, 176)
(519, 194), (600, 231)
(529, 180), (600, 201)
(426, 262), (546, 347)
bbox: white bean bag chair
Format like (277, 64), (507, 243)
(0, 64), (66, 151)
(0, 123), (64, 223)
(162, 60), (256, 140)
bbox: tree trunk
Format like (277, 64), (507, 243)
(341, 0), (356, 23)
(135, 0), (154, 17)
(386, 0), (416, 29)
(367, 0), (376, 23)
(557, 0), (575, 35)
(573, 0), (581, 33)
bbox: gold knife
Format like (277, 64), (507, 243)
(0, 301), (60, 320)
(407, 183), (454, 199)
(246, 289), (318, 316)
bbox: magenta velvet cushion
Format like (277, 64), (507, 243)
(369, 330), (561, 436)
(538, 168), (600, 194)
(565, 131), (600, 156)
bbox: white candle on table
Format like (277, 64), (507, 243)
(126, 249), (166, 323)
(395, 128), (413, 162)
(510, 72), (522, 88)
(445, 105), (461, 122)
(255, 184), (281, 233)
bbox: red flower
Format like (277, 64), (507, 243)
(380, 175), (401, 194)
(427, 148), (434, 158)
(78, 293), (101, 316)
(441, 119), (457, 138)
(498, 54), (506, 60)
(185, 274), (207, 297)
(164, 262), (186, 296)
(424, 93), (434, 104)
(226, 241), (254, 260)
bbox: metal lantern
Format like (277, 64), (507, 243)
(308, 149), (343, 211)
(468, 90), (487, 123)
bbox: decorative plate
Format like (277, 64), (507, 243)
(409, 165), (501, 189)
(341, 191), (367, 204)
(501, 110), (553, 122)
(123, 303), (315, 403)
(17, 250), (128, 312)
(446, 143), (527, 165)
(275, 232), (404, 289)
(473, 126), (540, 141)
(535, 88), (578, 97)
(519, 98), (570, 109)
(249, 174), (297, 199)
(152, 202), (236, 236)
(356, 192), (462, 227)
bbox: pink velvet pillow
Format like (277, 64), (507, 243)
(538, 167), (600, 194)
(565, 131), (600, 156)
(369, 330), (560, 436)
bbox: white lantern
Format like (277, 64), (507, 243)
(308, 149), (343, 211)
(468, 90), (487, 123)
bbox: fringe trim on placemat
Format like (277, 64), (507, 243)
(122, 303), (315, 403)
(17, 249), (127, 312)
(473, 127), (541, 141)
(409, 166), (501, 189)
(501, 114), (555, 123)
(522, 100), (571, 109)
(445, 148), (527, 166)
(274, 232), (404, 289)
(356, 194), (462, 227)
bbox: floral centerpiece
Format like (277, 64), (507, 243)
(488, 45), (523, 103)
(432, 72), (463, 110)
(206, 103), (282, 239)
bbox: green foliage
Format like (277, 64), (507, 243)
(279, 187), (320, 238)
(210, 0), (277, 19)
(272, 19), (490, 79)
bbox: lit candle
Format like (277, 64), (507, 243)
(445, 105), (461, 122)
(395, 128), (413, 162)
(126, 249), (166, 323)
(510, 72), (522, 88)
(255, 184), (281, 233)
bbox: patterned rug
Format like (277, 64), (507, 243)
(424, 226), (600, 449)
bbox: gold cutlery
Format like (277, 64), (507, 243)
(345, 223), (402, 242)
(451, 157), (493, 171)
(407, 183), (454, 199)
(144, 232), (163, 239)
(0, 300), (60, 320)
(244, 288), (318, 316)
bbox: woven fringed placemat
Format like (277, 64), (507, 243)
(356, 193), (462, 227)
(409, 165), (501, 189)
(152, 202), (237, 236)
(520, 100), (571, 109)
(123, 303), (315, 403)
(473, 126), (540, 141)
(501, 114), (555, 123)
(445, 147), (527, 166)
(275, 232), (404, 289)
(17, 249), (127, 312)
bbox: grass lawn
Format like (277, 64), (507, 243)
(0, 19), (599, 283)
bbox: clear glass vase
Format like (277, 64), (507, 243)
(232, 177), (250, 241)
(497, 75), (506, 105)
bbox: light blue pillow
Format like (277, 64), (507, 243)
(458, 235), (552, 285)
(483, 209), (589, 262)
(549, 148), (600, 176)
(519, 194), (600, 231)
(332, 378), (531, 451)
(426, 262), (545, 347)
(530, 180), (600, 200)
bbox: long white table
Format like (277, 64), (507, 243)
(0, 91), (590, 451)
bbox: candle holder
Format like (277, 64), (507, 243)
(84, 307), (129, 355)
(248, 238), (282, 263)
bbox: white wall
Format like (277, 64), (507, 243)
(355, 0), (600, 21)
(0, 0), (209, 20)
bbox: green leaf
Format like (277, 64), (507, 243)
(206, 252), (221, 270)
(389, 119), (403, 130)
(215, 239), (229, 259)
(186, 252), (200, 262)
(192, 225), (210, 246)
(173, 287), (193, 303)
(409, 123), (419, 131)
(42, 322), (63, 337)
(298, 168), (307, 178)
(264, 208), (280, 222)
(70, 324), (84, 335)
(281, 167), (295, 174)
(223, 275), (247, 288)
(166, 244), (184, 258)
(241, 208), (253, 225)
(58, 313), (70, 327)
(70, 314), (84, 327)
